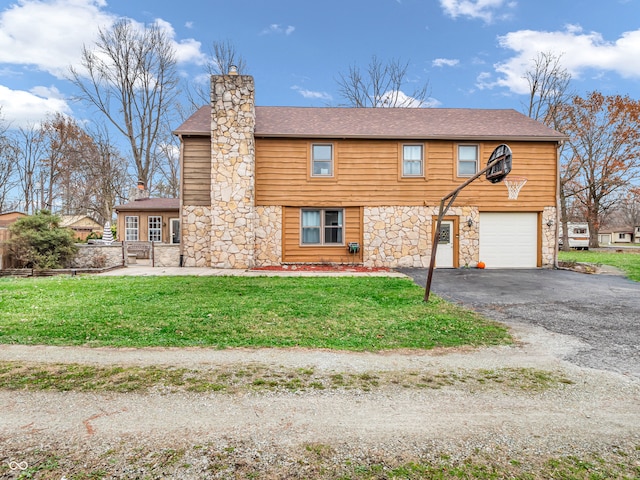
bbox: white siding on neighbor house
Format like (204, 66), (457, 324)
(479, 212), (537, 268)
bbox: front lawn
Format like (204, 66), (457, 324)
(0, 276), (510, 350)
(558, 249), (640, 281)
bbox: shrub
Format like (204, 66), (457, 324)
(8, 210), (79, 269)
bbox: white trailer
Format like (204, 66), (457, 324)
(559, 222), (590, 250)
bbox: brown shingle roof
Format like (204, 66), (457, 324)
(174, 106), (566, 141)
(115, 198), (180, 212)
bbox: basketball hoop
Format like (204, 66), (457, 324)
(504, 176), (527, 200)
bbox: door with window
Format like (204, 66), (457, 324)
(170, 218), (180, 244)
(435, 220), (454, 268)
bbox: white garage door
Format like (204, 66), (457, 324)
(479, 212), (538, 268)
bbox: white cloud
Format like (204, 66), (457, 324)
(432, 58), (460, 68)
(0, 0), (116, 78)
(0, 1), (205, 79)
(0, 84), (71, 128)
(489, 25), (640, 94)
(261, 24), (296, 36)
(154, 18), (205, 65)
(291, 85), (332, 102)
(439, 0), (516, 23)
(378, 90), (441, 108)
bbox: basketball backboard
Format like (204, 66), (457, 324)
(486, 144), (512, 183)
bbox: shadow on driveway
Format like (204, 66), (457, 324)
(399, 268), (640, 379)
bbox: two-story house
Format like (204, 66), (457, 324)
(174, 73), (564, 269)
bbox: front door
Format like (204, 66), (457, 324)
(435, 220), (454, 268)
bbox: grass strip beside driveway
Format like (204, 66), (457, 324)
(558, 249), (640, 281)
(0, 276), (510, 350)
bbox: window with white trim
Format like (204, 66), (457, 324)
(301, 209), (343, 245)
(148, 216), (162, 242)
(402, 144), (423, 176)
(311, 144), (333, 176)
(458, 144), (478, 176)
(125, 216), (139, 241)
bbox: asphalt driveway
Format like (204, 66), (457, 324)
(399, 268), (640, 379)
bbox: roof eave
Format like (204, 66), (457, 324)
(255, 133), (567, 142)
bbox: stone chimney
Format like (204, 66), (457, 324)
(209, 73), (256, 268)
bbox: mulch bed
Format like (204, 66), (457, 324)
(251, 264), (390, 273)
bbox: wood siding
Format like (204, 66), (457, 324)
(283, 206), (363, 263)
(182, 136), (211, 205)
(116, 211), (178, 244)
(256, 138), (558, 211)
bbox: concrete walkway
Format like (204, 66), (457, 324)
(97, 265), (407, 278)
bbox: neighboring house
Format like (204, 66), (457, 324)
(114, 197), (180, 245)
(598, 226), (640, 245)
(0, 211), (27, 269)
(59, 215), (103, 241)
(173, 73), (564, 269)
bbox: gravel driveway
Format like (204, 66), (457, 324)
(400, 267), (640, 378)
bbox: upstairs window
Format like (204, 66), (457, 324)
(301, 209), (343, 245)
(402, 144), (424, 176)
(458, 145), (478, 176)
(311, 144), (333, 176)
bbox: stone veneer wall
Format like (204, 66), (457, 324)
(541, 206), (557, 267)
(153, 244), (181, 267)
(363, 206), (480, 268)
(254, 206), (282, 266)
(182, 206), (212, 267)
(210, 74), (256, 269)
(71, 244), (124, 269)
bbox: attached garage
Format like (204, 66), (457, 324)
(479, 212), (538, 268)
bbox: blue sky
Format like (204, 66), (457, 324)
(0, 0), (639, 128)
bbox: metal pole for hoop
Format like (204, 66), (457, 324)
(423, 155), (507, 302)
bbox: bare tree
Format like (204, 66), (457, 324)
(153, 129), (180, 198)
(522, 52), (577, 251)
(37, 113), (97, 213)
(614, 187), (640, 228)
(524, 52), (572, 125)
(79, 126), (131, 224)
(15, 125), (45, 214)
(69, 19), (180, 191)
(184, 39), (248, 113)
(336, 55), (430, 108)
(563, 91), (640, 247)
(0, 110), (20, 212)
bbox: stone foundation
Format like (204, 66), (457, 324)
(255, 206), (282, 266)
(363, 206), (479, 268)
(542, 206), (557, 267)
(182, 206), (212, 267)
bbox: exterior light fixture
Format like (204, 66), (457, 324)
(467, 218), (473, 228)
(547, 219), (554, 227)
(228, 65), (238, 75)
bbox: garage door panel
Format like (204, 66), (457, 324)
(479, 213), (537, 268)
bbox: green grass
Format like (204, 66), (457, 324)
(558, 249), (640, 281)
(0, 275), (510, 350)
